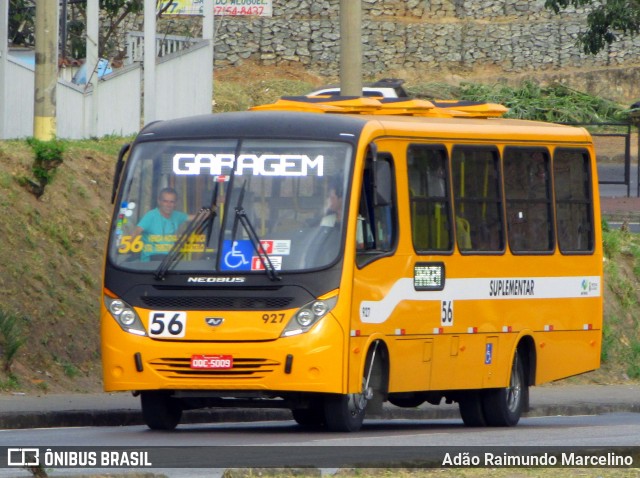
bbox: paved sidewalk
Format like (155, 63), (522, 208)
(601, 196), (640, 222)
(0, 384), (638, 429)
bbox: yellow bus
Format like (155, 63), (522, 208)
(102, 96), (602, 431)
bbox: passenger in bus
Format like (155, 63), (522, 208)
(320, 177), (343, 227)
(133, 187), (189, 261)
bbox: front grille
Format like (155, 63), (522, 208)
(140, 296), (294, 310)
(150, 357), (280, 380)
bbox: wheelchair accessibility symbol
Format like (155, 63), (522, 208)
(221, 240), (253, 271)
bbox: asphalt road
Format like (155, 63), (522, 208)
(598, 162), (639, 198)
(0, 413), (639, 475)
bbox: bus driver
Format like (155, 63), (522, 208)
(133, 187), (189, 261)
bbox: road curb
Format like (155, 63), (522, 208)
(1, 402), (638, 430)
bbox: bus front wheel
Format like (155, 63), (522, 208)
(323, 343), (381, 432)
(140, 391), (183, 431)
(323, 378), (369, 432)
(292, 399), (325, 429)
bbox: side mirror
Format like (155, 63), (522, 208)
(111, 143), (130, 204)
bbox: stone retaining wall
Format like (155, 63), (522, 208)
(213, 0), (640, 77)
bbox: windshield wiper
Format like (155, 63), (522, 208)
(231, 181), (281, 281)
(155, 184), (219, 281)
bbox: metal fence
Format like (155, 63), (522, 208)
(561, 122), (638, 198)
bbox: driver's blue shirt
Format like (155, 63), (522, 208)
(137, 208), (188, 261)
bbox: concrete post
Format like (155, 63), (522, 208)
(203, 0), (214, 112)
(339, 0), (362, 97)
(33, 0), (59, 140)
(0, 0), (8, 138)
(87, 0), (99, 136)
(144, 0), (157, 124)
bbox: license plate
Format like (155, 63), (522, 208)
(190, 354), (233, 369)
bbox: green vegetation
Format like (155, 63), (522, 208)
(601, 220), (640, 380)
(214, 74), (630, 124)
(214, 78), (315, 113)
(0, 307), (26, 373)
(408, 80), (630, 123)
(19, 137), (66, 199)
(221, 467), (640, 477)
(545, 0), (640, 55)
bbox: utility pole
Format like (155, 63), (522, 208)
(0, 1), (8, 139)
(203, 0), (214, 112)
(144, 0), (157, 123)
(87, 0), (99, 136)
(339, 0), (362, 97)
(60, 0), (67, 60)
(33, 0), (58, 140)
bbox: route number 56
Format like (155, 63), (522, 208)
(441, 300), (453, 326)
(149, 311), (186, 338)
(118, 235), (144, 253)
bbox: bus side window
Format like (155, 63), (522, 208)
(356, 152), (397, 265)
(504, 147), (554, 253)
(553, 148), (594, 253)
(452, 146), (505, 253)
(407, 145), (453, 252)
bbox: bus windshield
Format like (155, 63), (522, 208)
(109, 138), (352, 274)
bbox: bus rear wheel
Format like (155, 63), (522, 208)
(140, 391), (183, 431)
(458, 391), (487, 427)
(482, 352), (525, 426)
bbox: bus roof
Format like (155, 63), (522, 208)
(137, 97), (592, 145)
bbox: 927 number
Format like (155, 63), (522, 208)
(262, 313), (285, 324)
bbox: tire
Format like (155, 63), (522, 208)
(140, 391), (183, 431)
(323, 388), (367, 432)
(458, 391), (488, 427)
(482, 351), (526, 426)
(323, 344), (381, 432)
(292, 406), (325, 429)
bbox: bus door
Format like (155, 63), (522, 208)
(351, 145), (430, 397)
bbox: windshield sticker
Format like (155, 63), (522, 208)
(251, 256), (282, 271)
(221, 240), (254, 271)
(260, 239), (291, 255)
(173, 153), (324, 177)
(117, 233), (206, 254)
(116, 202), (137, 232)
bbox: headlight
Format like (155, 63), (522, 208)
(296, 309), (314, 327)
(104, 296), (146, 336)
(109, 299), (125, 315)
(119, 309), (136, 326)
(281, 296), (338, 337)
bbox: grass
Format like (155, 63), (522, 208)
(599, 221), (640, 380)
(214, 78), (315, 112)
(221, 468), (640, 477)
(63, 135), (136, 156)
(0, 308), (27, 373)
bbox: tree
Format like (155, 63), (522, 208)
(8, 0), (35, 46)
(8, 1), (174, 59)
(545, 0), (640, 54)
